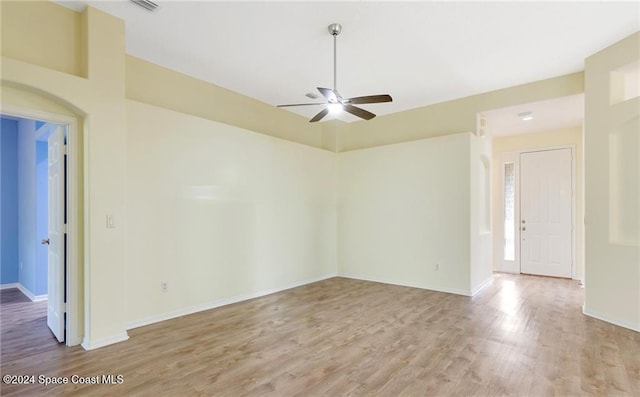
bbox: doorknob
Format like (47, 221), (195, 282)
(41, 238), (50, 245)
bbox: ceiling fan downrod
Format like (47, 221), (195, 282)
(328, 23), (342, 93)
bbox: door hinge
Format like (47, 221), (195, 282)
(64, 145), (68, 155)
(64, 224), (68, 234)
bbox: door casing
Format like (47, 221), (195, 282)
(1, 105), (82, 347)
(496, 145), (577, 279)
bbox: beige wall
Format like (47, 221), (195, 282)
(491, 126), (585, 281)
(1, 0), (84, 77)
(584, 32), (639, 332)
(125, 100), (337, 327)
(125, 56), (341, 152)
(337, 132), (492, 296)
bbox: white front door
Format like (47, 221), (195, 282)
(520, 148), (573, 278)
(47, 125), (65, 343)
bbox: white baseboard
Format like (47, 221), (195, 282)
(338, 272), (473, 297)
(2, 283), (48, 302)
(16, 284), (48, 302)
(126, 273), (338, 330)
(470, 276), (493, 296)
(583, 305), (640, 332)
(67, 334), (84, 347)
(498, 266), (521, 274)
(82, 332), (130, 351)
(33, 293), (48, 302)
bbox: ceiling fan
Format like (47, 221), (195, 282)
(277, 23), (393, 123)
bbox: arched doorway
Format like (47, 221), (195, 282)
(2, 85), (84, 347)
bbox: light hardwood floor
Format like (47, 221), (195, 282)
(1, 274), (639, 396)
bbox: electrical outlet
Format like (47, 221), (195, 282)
(161, 281), (168, 292)
(435, 263), (441, 271)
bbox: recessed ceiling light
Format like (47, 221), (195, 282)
(518, 111), (533, 121)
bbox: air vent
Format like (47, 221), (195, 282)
(131, 0), (158, 12)
(305, 92), (319, 99)
(517, 111), (533, 121)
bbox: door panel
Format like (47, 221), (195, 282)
(47, 126), (65, 343)
(520, 149), (572, 278)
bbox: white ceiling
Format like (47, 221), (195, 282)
(57, 1), (638, 125)
(482, 94), (584, 137)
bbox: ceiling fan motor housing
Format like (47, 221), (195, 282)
(328, 23), (342, 36)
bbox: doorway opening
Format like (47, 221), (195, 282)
(482, 94), (584, 282)
(0, 107), (81, 347)
(495, 147), (576, 278)
(1, 115), (66, 343)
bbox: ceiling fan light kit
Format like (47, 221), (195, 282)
(278, 23), (393, 122)
(328, 103), (343, 114)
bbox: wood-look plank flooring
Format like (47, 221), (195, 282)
(0, 289), (65, 362)
(1, 274), (639, 396)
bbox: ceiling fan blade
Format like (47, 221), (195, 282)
(343, 104), (376, 120)
(277, 103), (325, 108)
(345, 94), (393, 105)
(309, 107), (330, 123)
(317, 87), (339, 103)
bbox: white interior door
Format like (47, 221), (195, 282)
(47, 125), (65, 343)
(520, 148), (572, 278)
